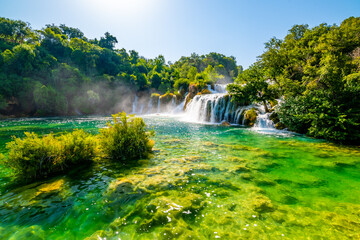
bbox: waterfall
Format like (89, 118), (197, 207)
(157, 97), (160, 113)
(184, 84), (248, 124)
(147, 98), (153, 114)
(132, 95), (138, 114)
(129, 84), (276, 129)
(254, 112), (275, 129)
(184, 92), (243, 124)
(139, 104), (144, 114)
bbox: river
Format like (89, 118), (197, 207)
(0, 115), (359, 239)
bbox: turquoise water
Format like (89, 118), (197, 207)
(0, 115), (359, 239)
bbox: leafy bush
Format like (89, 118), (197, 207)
(276, 91), (360, 143)
(1, 130), (97, 180)
(99, 112), (155, 161)
(1, 113), (155, 181)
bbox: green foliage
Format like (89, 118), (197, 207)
(73, 90), (101, 114)
(228, 17), (360, 143)
(0, 17), (242, 116)
(33, 83), (68, 116)
(99, 112), (155, 161)
(1, 130), (97, 180)
(1, 113), (155, 181)
(0, 94), (7, 110)
(227, 63), (277, 111)
(99, 32), (118, 50)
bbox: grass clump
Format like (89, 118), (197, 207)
(1, 129), (97, 180)
(99, 112), (155, 161)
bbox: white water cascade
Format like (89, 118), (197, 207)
(184, 84), (248, 124)
(253, 105), (275, 129)
(130, 84), (276, 128)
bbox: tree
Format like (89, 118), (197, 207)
(228, 62), (277, 112)
(99, 32), (118, 50)
(59, 24), (85, 39)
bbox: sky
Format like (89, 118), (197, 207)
(0, 0), (359, 69)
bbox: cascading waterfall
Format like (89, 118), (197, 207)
(157, 97), (161, 113)
(253, 104), (275, 128)
(147, 99), (153, 114)
(183, 84), (249, 124)
(132, 95), (138, 114)
(130, 84), (275, 129)
(184, 94), (246, 124)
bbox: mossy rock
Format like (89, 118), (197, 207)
(136, 192), (205, 233)
(175, 92), (184, 102)
(184, 84), (198, 110)
(160, 93), (175, 105)
(150, 93), (161, 105)
(220, 120), (231, 126)
(275, 122), (286, 130)
(198, 88), (212, 95)
(243, 108), (258, 127)
(163, 138), (183, 144)
(151, 93), (161, 98)
(106, 177), (147, 204)
(269, 112), (279, 124)
(240, 173), (254, 180)
(224, 156), (247, 163)
(34, 179), (66, 198)
(250, 195), (275, 213)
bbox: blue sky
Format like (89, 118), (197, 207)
(0, 0), (359, 68)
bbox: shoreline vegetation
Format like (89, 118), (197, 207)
(0, 16), (359, 144)
(0, 112), (155, 181)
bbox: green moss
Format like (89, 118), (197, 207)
(275, 122), (286, 130)
(244, 108), (258, 127)
(197, 88), (212, 95)
(160, 93), (175, 105)
(151, 93), (161, 98)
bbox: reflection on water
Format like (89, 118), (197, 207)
(0, 116), (360, 239)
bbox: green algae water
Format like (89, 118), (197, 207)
(0, 116), (360, 239)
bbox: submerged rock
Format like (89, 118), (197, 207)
(35, 179), (65, 197)
(251, 195), (275, 213)
(220, 120), (231, 126)
(8, 225), (45, 240)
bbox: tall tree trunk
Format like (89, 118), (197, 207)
(263, 100), (269, 113)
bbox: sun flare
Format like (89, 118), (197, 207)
(83, 0), (159, 18)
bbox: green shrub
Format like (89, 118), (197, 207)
(1, 113), (155, 181)
(1, 129), (97, 180)
(99, 112), (155, 161)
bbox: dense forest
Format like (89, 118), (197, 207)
(228, 17), (360, 143)
(1, 16), (359, 144)
(0, 17), (239, 116)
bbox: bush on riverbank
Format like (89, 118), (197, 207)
(1, 113), (155, 180)
(99, 112), (155, 161)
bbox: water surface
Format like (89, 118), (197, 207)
(0, 116), (359, 239)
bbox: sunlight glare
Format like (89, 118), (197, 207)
(83, 0), (160, 18)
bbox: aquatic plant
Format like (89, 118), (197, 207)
(1, 129), (97, 180)
(0, 113), (155, 180)
(99, 112), (155, 161)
